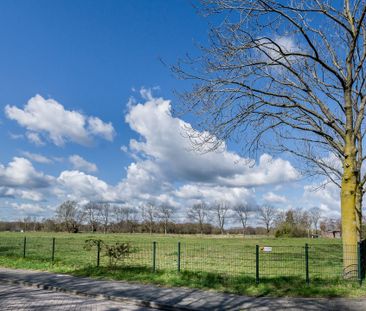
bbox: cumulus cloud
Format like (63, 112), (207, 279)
(69, 155), (97, 173)
(57, 170), (116, 202)
(0, 187), (45, 201)
(0, 157), (53, 189)
(0, 157), (53, 203)
(87, 117), (115, 141)
(5, 95), (115, 146)
(125, 92), (299, 188)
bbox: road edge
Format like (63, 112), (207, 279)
(0, 278), (195, 311)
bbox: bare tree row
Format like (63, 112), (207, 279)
(53, 199), (326, 236)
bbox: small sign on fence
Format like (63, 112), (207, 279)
(261, 246), (272, 253)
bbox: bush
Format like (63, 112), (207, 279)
(83, 239), (134, 267)
(104, 242), (134, 267)
(83, 238), (104, 250)
(275, 224), (307, 238)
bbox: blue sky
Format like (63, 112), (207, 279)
(0, 0), (339, 222)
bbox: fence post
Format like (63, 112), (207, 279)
(23, 237), (26, 258)
(177, 242), (181, 272)
(97, 240), (101, 267)
(51, 237), (55, 263)
(256, 245), (259, 284)
(152, 241), (157, 272)
(305, 243), (310, 286)
(358, 241), (362, 285)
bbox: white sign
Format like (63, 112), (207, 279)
(262, 246), (272, 252)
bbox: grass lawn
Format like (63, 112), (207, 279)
(0, 232), (365, 298)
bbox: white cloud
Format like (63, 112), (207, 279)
(174, 184), (254, 206)
(87, 117), (115, 141)
(10, 202), (45, 213)
(0, 187), (16, 198)
(0, 157), (53, 203)
(5, 95), (115, 146)
(302, 181), (340, 217)
(69, 155), (97, 173)
(263, 191), (287, 204)
(17, 189), (45, 201)
(26, 132), (45, 146)
(0, 157), (53, 189)
(57, 170), (116, 202)
(258, 36), (301, 64)
(0, 187), (44, 202)
(125, 92), (299, 188)
(21, 151), (52, 164)
(9, 133), (24, 140)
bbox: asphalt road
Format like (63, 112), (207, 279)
(1, 268), (366, 311)
(0, 283), (156, 311)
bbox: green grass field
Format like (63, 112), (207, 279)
(0, 232), (365, 298)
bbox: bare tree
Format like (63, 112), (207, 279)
(212, 201), (230, 234)
(141, 203), (157, 234)
(113, 205), (139, 233)
(294, 209), (312, 237)
(174, 0), (366, 275)
(309, 207), (322, 234)
(55, 200), (83, 233)
(113, 205), (125, 223)
(273, 209), (286, 228)
(126, 208), (139, 233)
(23, 216), (32, 232)
(258, 205), (276, 235)
(99, 203), (111, 234)
(83, 202), (100, 232)
(233, 204), (251, 236)
(157, 204), (175, 235)
(187, 202), (209, 234)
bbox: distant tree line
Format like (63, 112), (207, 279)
(0, 200), (353, 237)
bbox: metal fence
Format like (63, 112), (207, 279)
(0, 236), (364, 285)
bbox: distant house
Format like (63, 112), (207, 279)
(322, 230), (341, 238)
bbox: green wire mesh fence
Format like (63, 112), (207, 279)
(0, 236), (363, 285)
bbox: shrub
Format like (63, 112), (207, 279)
(275, 224), (307, 238)
(83, 238), (104, 250)
(104, 242), (134, 267)
(83, 239), (134, 268)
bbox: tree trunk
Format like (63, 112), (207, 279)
(341, 139), (361, 278)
